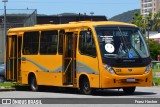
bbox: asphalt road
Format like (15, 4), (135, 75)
(0, 86), (160, 107)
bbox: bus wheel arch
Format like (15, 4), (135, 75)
(28, 72), (38, 91)
(79, 74), (92, 95)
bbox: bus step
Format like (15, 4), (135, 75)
(63, 85), (73, 87)
(63, 83), (73, 87)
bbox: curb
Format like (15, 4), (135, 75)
(0, 86), (16, 91)
(152, 82), (159, 86)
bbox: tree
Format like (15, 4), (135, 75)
(152, 10), (160, 31)
(132, 12), (148, 30)
(132, 12), (152, 34)
(148, 40), (160, 60)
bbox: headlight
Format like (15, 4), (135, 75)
(103, 64), (115, 74)
(144, 63), (152, 74)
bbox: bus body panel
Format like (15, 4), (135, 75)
(76, 51), (100, 88)
(21, 55), (63, 86)
(77, 73), (100, 88)
(75, 26), (101, 88)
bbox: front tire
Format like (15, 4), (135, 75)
(123, 87), (136, 94)
(80, 78), (92, 95)
(30, 76), (38, 91)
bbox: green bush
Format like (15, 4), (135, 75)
(152, 77), (160, 86)
(148, 40), (160, 60)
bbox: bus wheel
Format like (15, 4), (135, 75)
(123, 87), (136, 94)
(80, 77), (92, 95)
(30, 76), (38, 91)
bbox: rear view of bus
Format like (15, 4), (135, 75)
(96, 25), (152, 94)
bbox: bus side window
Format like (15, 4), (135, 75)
(23, 32), (39, 55)
(40, 30), (58, 55)
(79, 30), (97, 57)
(58, 30), (65, 54)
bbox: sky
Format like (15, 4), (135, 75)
(0, 0), (140, 18)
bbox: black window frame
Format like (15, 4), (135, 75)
(22, 31), (39, 55)
(40, 30), (58, 55)
(58, 30), (65, 55)
(78, 30), (97, 58)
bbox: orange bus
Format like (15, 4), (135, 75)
(6, 21), (152, 94)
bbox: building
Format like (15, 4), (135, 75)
(140, 0), (160, 16)
(37, 15), (107, 24)
(0, 13), (107, 64)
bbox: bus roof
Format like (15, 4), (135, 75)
(8, 21), (137, 33)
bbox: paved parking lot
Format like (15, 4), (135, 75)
(0, 86), (160, 107)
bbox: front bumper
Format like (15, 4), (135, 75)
(101, 71), (152, 88)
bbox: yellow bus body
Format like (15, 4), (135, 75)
(6, 21), (152, 94)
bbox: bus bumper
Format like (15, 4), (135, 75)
(101, 71), (152, 88)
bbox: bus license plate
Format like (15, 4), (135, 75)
(126, 78), (136, 82)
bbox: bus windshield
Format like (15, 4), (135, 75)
(95, 26), (149, 60)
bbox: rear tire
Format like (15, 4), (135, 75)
(123, 87), (136, 94)
(80, 77), (92, 95)
(30, 76), (38, 91)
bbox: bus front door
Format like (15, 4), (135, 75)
(6, 35), (22, 82)
(63, 32), (77, 86)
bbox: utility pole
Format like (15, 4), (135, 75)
(147, 19), (150, 46)
(90, 12), (94, 21)
(2, 0), (8, 80)
(58, 14), (62, 24)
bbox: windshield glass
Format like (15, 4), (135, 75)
(95, 26), (149, 59)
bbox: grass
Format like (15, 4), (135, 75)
(152, 69), (160, 72)
(0, 82), (15, 87)
(152, 77), (160, 86)
(151, 68), (160, 86)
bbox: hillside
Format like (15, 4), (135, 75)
(110, 9), (140, 23)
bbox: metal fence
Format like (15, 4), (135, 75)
(0, 9), (37, 64)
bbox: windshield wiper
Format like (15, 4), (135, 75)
(118, 27), (129, 54)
